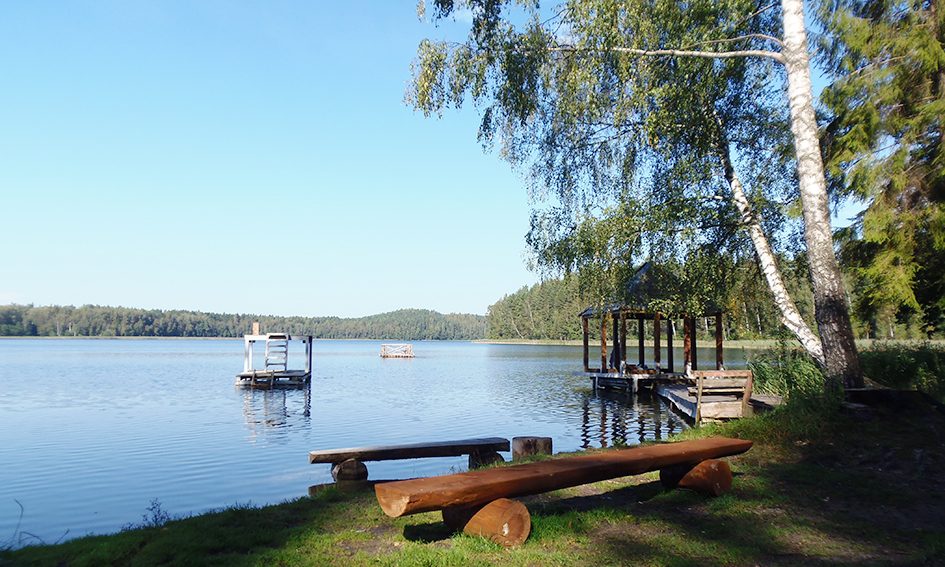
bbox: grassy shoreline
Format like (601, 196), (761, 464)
(4, 394), (943, 566)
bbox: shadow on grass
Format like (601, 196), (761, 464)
(402, 522), (454, 544)
(524, 427), (944, 565)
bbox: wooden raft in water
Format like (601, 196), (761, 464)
(375, 436), (753, 518)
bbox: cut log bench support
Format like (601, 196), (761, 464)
(375, 437), (752, 547)
(442, 498), (531, 548)
(512, 436), (552, 460)
(308, 437), (510, 481)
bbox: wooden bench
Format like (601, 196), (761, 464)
(374, 436), (753, 546)
(688, 370), (754, 421)
(309, 437), (510, 481)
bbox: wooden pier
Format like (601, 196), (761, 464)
(573, 264), (762, 423)
(236, 332), (313, 388)
(380, 344), (414, 358)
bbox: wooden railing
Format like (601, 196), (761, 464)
(380, 344), (414, 358)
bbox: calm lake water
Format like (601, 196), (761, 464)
(0, 339), (752, 547)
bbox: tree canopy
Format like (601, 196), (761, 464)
(819, 0), (945, 337)
(409, 0), (862, 387)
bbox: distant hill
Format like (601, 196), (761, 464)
(0, 304), (487, 341)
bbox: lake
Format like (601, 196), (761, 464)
(0, 338), (753, 547)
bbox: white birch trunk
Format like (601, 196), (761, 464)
(780, 0), (862, 388)
(721, 148), (827, 365)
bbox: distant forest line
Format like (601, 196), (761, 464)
(6, 262), (935, 342)
(0, 304), (487, 341)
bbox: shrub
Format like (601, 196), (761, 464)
(860, 342), (945, 403)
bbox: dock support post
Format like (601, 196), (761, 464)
(244, 338), (255, 373)
(304, 336), (312, 375)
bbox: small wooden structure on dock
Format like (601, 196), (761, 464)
(380, 344), (414, 358)
(574, 264), (755, 423)
(235, 332), (313, 388)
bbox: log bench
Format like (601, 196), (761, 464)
(375, 436), (753, 547)
(309, 437), (510, 481)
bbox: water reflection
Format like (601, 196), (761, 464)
(580, 390), (688, 449)
(240, 385), (312, 443)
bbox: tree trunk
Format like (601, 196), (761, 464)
(716, 126), (826, 365)
(780, 0), (863, 389)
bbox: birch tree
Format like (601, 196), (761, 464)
(410, 0), (862, 388)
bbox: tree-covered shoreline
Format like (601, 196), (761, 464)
(0, 304), (487, 341)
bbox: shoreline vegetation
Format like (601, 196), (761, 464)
(3, 393), (943, 566)
(5, 335), (943, 350)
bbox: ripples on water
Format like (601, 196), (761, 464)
(0, 339), (748, 547)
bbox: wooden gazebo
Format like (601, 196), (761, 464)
(578, 306), (724, 377)
(574, 263), (754, 423)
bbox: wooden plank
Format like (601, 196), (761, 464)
(700, 402), (746, 420)
(375, 437), (753, 517)
(686, 378), (749, 388)
(693, 370), (753, 378)
(309, 437), (510, 464)
(688, 387), (749, 396)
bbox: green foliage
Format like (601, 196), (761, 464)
(819, 0), (945, 336)
(0, 304), (487, 341)
(860, 342), (945, 403)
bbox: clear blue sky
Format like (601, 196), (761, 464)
(0, 1), (541, 318)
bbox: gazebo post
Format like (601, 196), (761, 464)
(683, 316), (692, 374)
(654, 313), (661, 372)
(619, 311), (627, 370)
(600, 315), (608, 372)
(667, 317), (674, 373)
(612, 311), (619, 370)
(715, 313), (724, 370)
(637, 314), (645, 367)
(582, 317), (590, 372)
(689, 315), (698, 371)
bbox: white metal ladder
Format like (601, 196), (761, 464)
(264, 333), (289, 372)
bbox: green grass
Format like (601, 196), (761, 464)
(4, 392), (944, 566)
